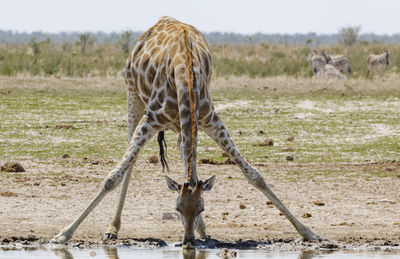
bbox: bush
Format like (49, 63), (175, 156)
(338, 26), (361, 46)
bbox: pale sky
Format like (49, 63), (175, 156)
(1, 0), (399, 35)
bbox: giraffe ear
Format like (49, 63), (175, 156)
(165, 176), (181, 193)
(202, 175), (216, 191)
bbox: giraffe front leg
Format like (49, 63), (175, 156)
(103, 93), (144, 241)
(201, 112), (323, 241)
(103, 165), (133, 241)
(195, 215), (208, 239)
(51, 113), (157, 244)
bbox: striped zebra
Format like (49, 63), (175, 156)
(314, 64), (347, 80)
(310, 51), (327, 75)
(367, 51), (390, 74)
(321, 51), (351, 76)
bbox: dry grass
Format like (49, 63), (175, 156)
(0, 43), (399, 78)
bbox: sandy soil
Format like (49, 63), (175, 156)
(1, 159), (399, 246)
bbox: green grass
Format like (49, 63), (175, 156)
(1, 77), (399, 180)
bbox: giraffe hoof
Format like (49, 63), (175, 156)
(301, 229), (325, 241)
(103, 232), (118, 241)
(50, 233), (70, 244)
(304, 233), (325, 242)
(202, 234), (212, 241)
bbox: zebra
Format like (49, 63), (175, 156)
(321, 51), (351, 76)
(310, 51), (328, 75)
(314, 64), (347, 80)
(367, 51), (390, 75)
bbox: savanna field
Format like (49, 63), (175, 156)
(0, 41), (400, 244)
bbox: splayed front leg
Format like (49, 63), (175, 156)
(103, 164), (134, 241)
(201, 112), (324, 241)
(51, 114), (157, 244)
(195, 215), (208, 239)
(250, 174), (323, 241)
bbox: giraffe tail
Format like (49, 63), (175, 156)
(157, 131), (169, 172)
(181, 27), (198, 185)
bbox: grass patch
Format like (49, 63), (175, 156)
(1, 77), (399, 179)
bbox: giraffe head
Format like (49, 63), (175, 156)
(165, 175), (216, 249)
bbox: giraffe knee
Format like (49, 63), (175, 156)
(104, 178), (115, 191)
(103, 173), (122, 191)
(246, 170), (267, 189)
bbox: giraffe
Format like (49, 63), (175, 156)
(51, 16), (322, 247)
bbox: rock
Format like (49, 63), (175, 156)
(302, 213), (312, 218)
(255, 139), (274, 147)
(55, 124), (74, 129)
(379, 199), (396, 204)
(313, 201), (325, 206)
(148, 155), (159, 163)
(0, 191), (18, 197)
(199, 158), (220, 165)
(162, 212), (180, 220)
(282, 146), (293, 152)
(339, 222), (354, 226)
(286, 155), (294, 161)
(1, 162), (25, 172)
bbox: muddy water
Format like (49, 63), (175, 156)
(1, 247), (400, 259)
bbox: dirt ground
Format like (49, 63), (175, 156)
(1, 159), (400, 246)
(1, 76), (399, 248)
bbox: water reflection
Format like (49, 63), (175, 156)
(52, 248), (73, 259)
(182, 249), (208, 259)
(50, 246), (323, 259)
(52, 247), (210, 259)
(104, 246), (119, 259)
(298, 250), (318, 259)
(0, 246), (393, 259)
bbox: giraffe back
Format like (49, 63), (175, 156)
(124, 17), (214, 184)
(124, 16), (212, 105)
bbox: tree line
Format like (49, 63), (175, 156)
(1, 27), (400, 46)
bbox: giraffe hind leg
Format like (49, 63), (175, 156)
(200, 111), (323, 241)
